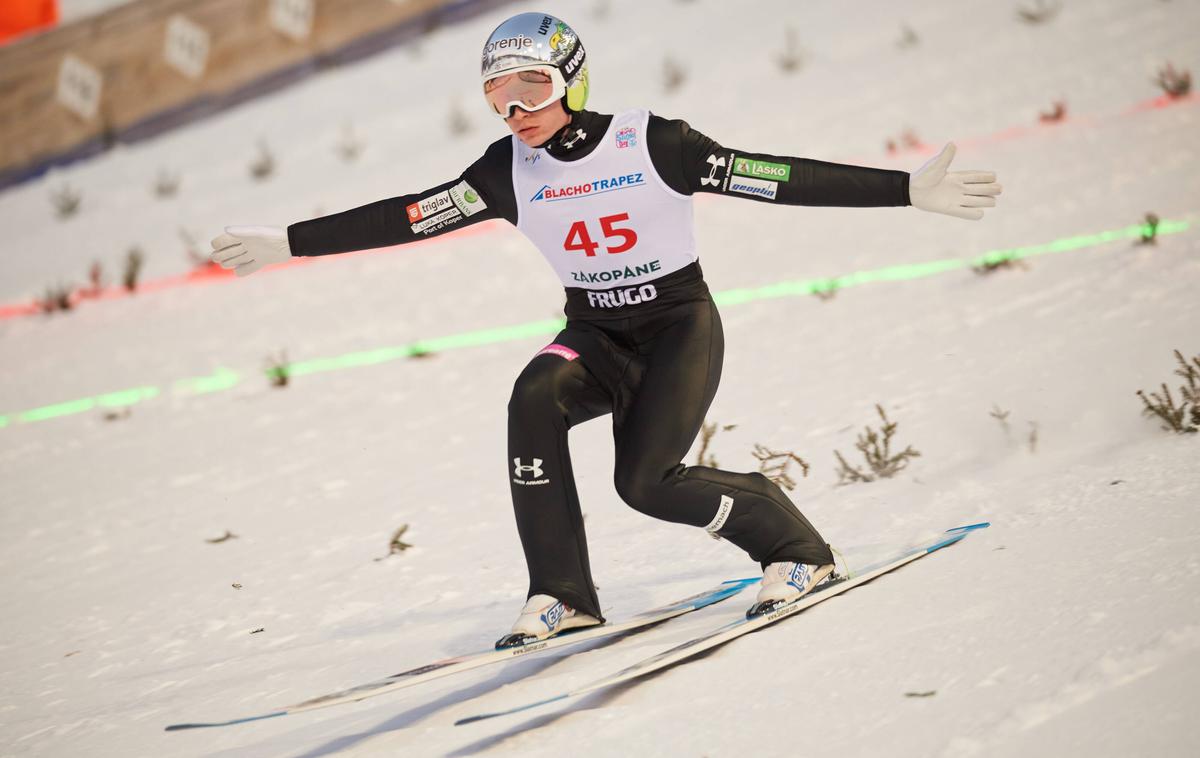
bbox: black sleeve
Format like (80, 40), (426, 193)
(287, 137), (517, 257)
(645, 115), (910, 208)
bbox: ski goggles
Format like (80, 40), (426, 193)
(483, 66), (566, 119)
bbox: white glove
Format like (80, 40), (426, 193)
(908, 143), (1002, 221)
(210, 225), (292, 277)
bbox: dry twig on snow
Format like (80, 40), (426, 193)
(697, 420), (737, 467)
(50, 183), (82, 219)
(123, 247), (144, 291)
(752, 444), (810, 491)
(1137, 350), (1200, 434)
(1154, 63), (1192, 99)
(265, 350), (291, 388)
(1016, 0), (1062, 25)
(1136, 213), (1160, 246)
(834, 404), (922, 484)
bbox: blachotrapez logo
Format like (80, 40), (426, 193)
(530, 173), (645, 202)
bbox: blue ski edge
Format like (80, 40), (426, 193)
(165, 711), (288, 731)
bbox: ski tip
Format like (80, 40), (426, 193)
(947, 521), (991, 533)
(165, 711), (288, 731)
(723, 577), (761, 589)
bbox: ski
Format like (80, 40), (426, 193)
(165, 576), (757, 731)
(456, 522), (989, 725)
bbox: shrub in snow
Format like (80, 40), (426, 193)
(696, 420), (736, 467)
(123, 247), (144, 291)
(153, 169), (180, 198)
(774, 28), (802, 74)
(265, 350), (291, 388)
(885, 128), (922, 155)
(990, 404), (1011, 434)
(1155, 63), (1192, 99)
(38, 283), (74, 313)
(834, 404), (922, 484)
(50, 183), (81, 219)
(972, 252), (1029, 275)
(1136, 212), (1160, 246)
(1039, 100), (1067, 123)
(1016, 0), (1061, 25)
(663, 57), (686, 95)
(250, 140), (276, 181)
(1137, 350), (1200, 434)
(335, 124), (364, 162)
(448, 101), (471, 138)
(896, 24), (920, 50)
(375, 525), (413, 561)
(752, 444), (810, 491)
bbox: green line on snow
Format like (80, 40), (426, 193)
(2, 218), (1191, 429)
(18, 386), (159, 423)
(286, 319), (567, 378)
(174, 367), (242, 395)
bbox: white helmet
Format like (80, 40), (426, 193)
(480, 12), (589, 117)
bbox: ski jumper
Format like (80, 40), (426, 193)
(287, 109), (912, 620)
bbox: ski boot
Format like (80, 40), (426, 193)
(746, 562), (836, 618)
(494, 594), (602, 649)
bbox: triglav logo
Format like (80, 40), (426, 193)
(701, 154), (726, 187)
(513, 457), (549, 486)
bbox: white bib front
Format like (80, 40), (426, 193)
(512, 109), (698, 290)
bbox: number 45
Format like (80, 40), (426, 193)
(564, 213), (638, 257)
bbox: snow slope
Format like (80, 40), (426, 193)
(2, 0), (1199, 756)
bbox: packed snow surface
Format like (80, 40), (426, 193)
(2, 1), (1199, 756)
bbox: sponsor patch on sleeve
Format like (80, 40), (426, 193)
(727, 175), (779, 200)
(733, 156), (791, 182)
(406, 190), (455, 223)
(449, 180), (489, 217)
(410, 207), (462, 234)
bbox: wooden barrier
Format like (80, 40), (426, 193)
(0, 0), (507, 188)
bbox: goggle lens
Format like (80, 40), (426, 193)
(484, 70), (558, 118)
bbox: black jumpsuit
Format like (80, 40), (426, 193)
(288, 109), (912, 620)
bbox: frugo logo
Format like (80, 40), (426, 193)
(733, 157), (791, 182)
(586, 284), (658, 309)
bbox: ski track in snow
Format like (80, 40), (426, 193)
(2, 0), (1200, 756)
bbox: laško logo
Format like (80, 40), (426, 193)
(530, 173), (645, 202)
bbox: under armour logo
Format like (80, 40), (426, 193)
(514, 458), (545, 478)
(701, 154), (726, 187)
(562, 128), (587, 149)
